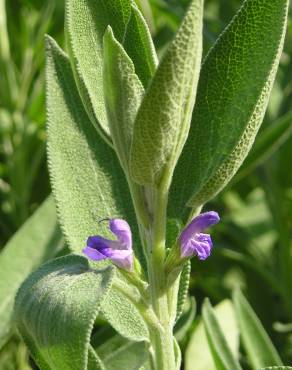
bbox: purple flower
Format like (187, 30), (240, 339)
(179, 211), (220, 260)
(83, 218), (133, 270)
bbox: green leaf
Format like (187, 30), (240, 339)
(0, 196), (63, 350)
(174, 337), (182, 370)
(96, 334), (149, 370)
(202, 299), (242, 370)
(175, 260), (191, 322)
(139, 364), (152, 370)
(174, 296), (196, 341)
(233, 289), (283, 369)
(15, 255), (115, 370)
(260, 368), (292, 370)
(235, 110), (292, 181)
(185, 300), (240, 370)
(103, 26), (144, 171)
(123, 3), (158, 88)
(169, 0), (289, 219)
(65, 0), (131, 141)
(101, 272), (150, 342)
(46, 36), (137, 254)
(133, 0), (155, 35)
(65, 0), (157, 143)
(130, 0), (203, 187)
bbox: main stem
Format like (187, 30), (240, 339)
(128, 176), (178, 369)
(146, 187), (177, 370)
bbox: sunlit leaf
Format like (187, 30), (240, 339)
(103, 27), (144, 171)
(185, 300), (239, 370)
(46, 36), (137, 254)
(130, 0), (203, 187)
(169, 0), (289, 219)
(233, 289), (283, 369)
(15, 255), (115, 370)
(0, 196), (63, 350)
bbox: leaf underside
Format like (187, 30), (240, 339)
(185, 299), (239, 370)
(0, 196), (63, 350)
(46, 36), (138, 256)
(169, 0), (289, 220)
(15, 255), (115, 370)
(202, 299), (242, 370)
(233, 289), (283, 369)
(130, 0), (203, 187)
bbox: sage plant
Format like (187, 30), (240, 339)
(14, 0), (289, 369)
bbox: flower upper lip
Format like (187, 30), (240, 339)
(179, 211), (220, 260)
(82, 218), (133, 270)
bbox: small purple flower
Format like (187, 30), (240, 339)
(83, 218), (133, 270)
(179, 211), (220, 260)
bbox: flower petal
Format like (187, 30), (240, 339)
(87, 235), (115, 251)
(180, 233), (213, 260)
(83, 219), (133, 270)
(180, 239), (195, 258)
(82, 246), (107, 261)
(193, 233), (213, 260)
(180, 211), (219, 247)
(104, 248), (133, 270)
(109, 219), (132, 249)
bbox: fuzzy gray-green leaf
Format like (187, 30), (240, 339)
(260, 367), (292, 370)
(96, 334), (149, 370)
(0, 196), (63, 350)
(46, 36), (137, 253)
(101, 272), (150, 342)
(202, 299), (242, 370)
(185, 300), (239, 370)
(174, 297), (196, 341)
(130, 0), (203, 187)
(123, 3), (158, 88)
(175, 260), (191, 322)
(65, 0), (157, 143)
(65, 0), (131, 141)
(169, 0), (289, 219)
(15, 255), (114, 370)
(236, 110), (292, 181)
(103, 27), (144, 171)
(233, 289), (283, 369)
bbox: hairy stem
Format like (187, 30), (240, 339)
(126, 171), (178, 369)
(146, 187), (177, 370)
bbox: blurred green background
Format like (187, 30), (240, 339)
(1, 0), (292, 368)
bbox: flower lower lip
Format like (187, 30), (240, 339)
(179, 211), (219, 260)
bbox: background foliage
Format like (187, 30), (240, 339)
(0, 0), (292, 368)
